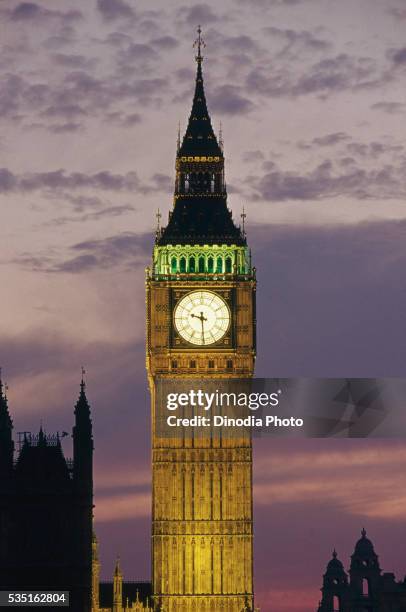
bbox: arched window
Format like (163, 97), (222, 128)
(225, 257), (232, 273)
(170, 258), (177, 274)
(333, 595), (340, 611)
(190, 173), (197, 193)
(185, 173), (189, 193)
(216, 257), (223, 273)
(189, 257), (195, 273)
(198, 256), (205, 273)
(211, 173), (215, 193)
(180, 257), (186, 273)
(362, 578), (369, 597)
(207, 257), (214, 273)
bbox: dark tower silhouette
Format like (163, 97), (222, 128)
(316, 530), (406, 612)
(318, 550), (348, 612)
(348, 528), (381, 610)
(72, 375), (94, 610)
(0, 376), (93, 612)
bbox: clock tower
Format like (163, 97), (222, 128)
(146, 28), (257, 612)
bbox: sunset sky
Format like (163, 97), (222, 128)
(1, 0), (406, 610)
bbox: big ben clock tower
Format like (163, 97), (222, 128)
(146, 28), (257, 612)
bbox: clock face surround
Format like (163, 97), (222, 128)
(174, 290), (230, 346)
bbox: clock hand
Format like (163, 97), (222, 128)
(191, 311), (207, 344)
(191, 312), (207, 322)
(200, 311), (206, 345)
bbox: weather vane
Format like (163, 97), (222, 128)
(194, 25), (205, 63)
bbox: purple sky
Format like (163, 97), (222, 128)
(1, 1), (406, 610)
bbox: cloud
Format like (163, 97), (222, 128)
(42, 103), (87, 119)
(7, 2), (83, 23)
(246, 53), (385, 98)
(223, 35), (260, 54)
(96, 0), (135, 20)
(175, 67), (195, 83)
(297, 132), (350, 149)
(95, 492), (150, 522)
(46, 122), (83, 134)
(0, 73), (50, 118)
(234, 0), (310, 5)
(117, 43), (159, 67)
(210, 84), (254, 115)
(11, 232), (151, 274)
(180, 4), (220, 25)
(0, 167), (174, 201)
(150, 36), (179, 51)
(371, 101), (406, 114)
(264, 27), (331, 55)
(388, 7), (406, 20)
(242, 150), (266, 163)
(51, 53), (97, 70)
(388, 46), (406, 66)
(0, 168), (141, 193)
(247, 156), (406, 201)
(346, 141), (403, 159)
(0, 65), (167, 126)
(312, 132), (350, 146)
(150, 173), (172, 192)
(250, 219), (406, 377)
(254, 445), (406, 520)
(58, 194), (107, 212)
(48, 205), (135, 227)
(49, 232), (151, 273)
(105, 111), (142, 127)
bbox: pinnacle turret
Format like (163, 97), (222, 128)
(0, 371), (12, 432)
(0, 370), (14, 476)
(73, 369), (93, 493)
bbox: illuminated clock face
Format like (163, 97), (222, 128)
(174, 290), (230, 346)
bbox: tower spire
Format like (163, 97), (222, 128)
(157, 30), (245, 247)
(73, 370), (93, 493)
(176, 27), (221, 158)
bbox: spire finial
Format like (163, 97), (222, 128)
(156, 208), (162, 234)
(81, 366), (86, 391)
(361, 527), (367, 538)
(219, 121), (224, 151)
(333, 548), (337, 558)
(241, 206), (247, 237)
(177, 121), (181, 153)
(114, 555), (122, 576)
(194, 25), (205, 64)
